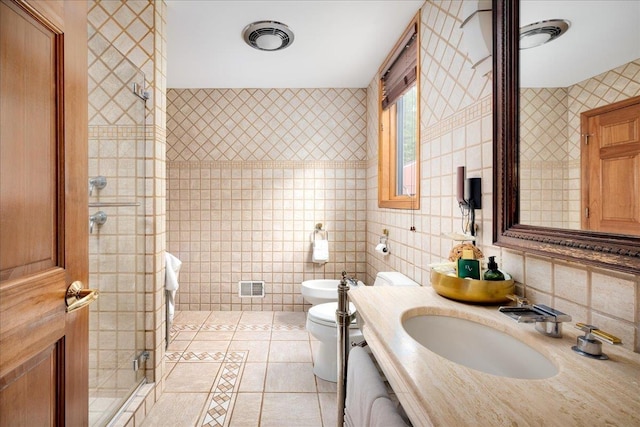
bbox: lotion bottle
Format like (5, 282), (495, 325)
(483, 256), (505, 281)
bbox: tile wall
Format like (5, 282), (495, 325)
(87, 5), (150, 421)
(366, 0), (639, 353)
(166, 89), (368, 311)
(88, 0), (168, 424)
(520, 87), (571, 229)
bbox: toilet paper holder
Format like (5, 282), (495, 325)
(376, 230), (390, 254)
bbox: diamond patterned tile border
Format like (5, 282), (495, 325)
(182, 351), (226, 362)
(199, 351), (247, 427)
(272, 324), (306, 331)
(420, 1), (492, 127)
(167, 88), (366, 162)
(201, 393), (232, 427)
(236, 324), (271, 331)
(520, 87), (569, 162)
(201, 324), (237, 332)
(88, 1), (153, 127)
(164, 351), (183, 362)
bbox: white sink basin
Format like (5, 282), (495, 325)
(301, 279), (362, 305)
(402, 315), (558, 379)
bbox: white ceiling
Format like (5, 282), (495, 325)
(520, 1), (640, 88)
(166, 0), (424, 89)
(166, 1), (640, 90)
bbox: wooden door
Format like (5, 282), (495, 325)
(0, 0), (88, 425)
(581, 96), (640, 236)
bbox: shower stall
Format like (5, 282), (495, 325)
(87, 32), (148, 426)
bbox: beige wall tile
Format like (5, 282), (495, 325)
(591, 272), (636, 322)
(525, 257), (553, 293)
(590, 311), (636, 352)
(554, 264), (588, 305)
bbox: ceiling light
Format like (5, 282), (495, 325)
(520, 19), (570, 50)
(243, 21), (294, 52)
(460, 0), (493, 77)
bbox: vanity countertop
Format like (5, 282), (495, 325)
(349, 286), (640, 427)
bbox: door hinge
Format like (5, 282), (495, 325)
(585, 207), (590, 218)
(583, 134), (591, 145)
(133, 351), (150, 372)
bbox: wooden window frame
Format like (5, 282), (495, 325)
(378, 12), (421, 210)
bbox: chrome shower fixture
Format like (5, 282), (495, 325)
(89, 175), (107, 196)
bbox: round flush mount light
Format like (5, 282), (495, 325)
(520, 19), (570, 49)
(243, 21), (294, 51)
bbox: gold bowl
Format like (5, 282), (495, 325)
(430, 269), (515, 304)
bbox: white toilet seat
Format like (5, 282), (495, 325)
(308, 302), (358, 328)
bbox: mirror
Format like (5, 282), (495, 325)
(518, 1), (640, 231)
(493, 0), (640, 274)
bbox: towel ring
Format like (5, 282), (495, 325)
(313, 226), (328, 241)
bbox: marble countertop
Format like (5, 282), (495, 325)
(349, 286), (640, 427)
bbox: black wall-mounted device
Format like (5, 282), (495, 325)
(464, 177), (482, 209)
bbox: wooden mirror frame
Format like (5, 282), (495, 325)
(492, 0), (640, 274)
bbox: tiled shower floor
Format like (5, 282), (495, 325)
(142, 310), (337, 426)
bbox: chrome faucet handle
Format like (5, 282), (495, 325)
(89, 211), (107, 234)
(340, 271), (358, 287)
(89, 176), (107, 196)
(572, 323), (622, 360)
(532, 304), (571, 338)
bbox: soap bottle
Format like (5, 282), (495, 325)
(483, 256), (505, 281)
(457, 249), (481, 279)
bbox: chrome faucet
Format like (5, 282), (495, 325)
(499, 301), (571, 338)
(345, 277), (359, 288)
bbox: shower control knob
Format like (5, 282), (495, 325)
(89, 176), (107, 195)
(89, 211), (108, 233)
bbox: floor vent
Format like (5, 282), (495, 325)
(238, 281), (265, 298)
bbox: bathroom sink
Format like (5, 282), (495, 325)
(301, 279), (362, 305)
(402, 314), (558, 379)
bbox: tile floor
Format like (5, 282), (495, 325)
(142, 310), (338, 427)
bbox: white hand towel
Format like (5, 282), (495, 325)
(165, 252), (182, 291)
(344, 347), (389, 427)
(312, 239), (329, 263)
(165, 252), (182, 324)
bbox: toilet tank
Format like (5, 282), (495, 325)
(373, 271), (420, 287)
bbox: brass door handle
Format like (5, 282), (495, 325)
(66, 281), (99, 313)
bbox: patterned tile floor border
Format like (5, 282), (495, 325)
(198, 351), (247, 427)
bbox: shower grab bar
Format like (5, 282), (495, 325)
(89, 202), (140, 208)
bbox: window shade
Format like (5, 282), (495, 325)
(381, 24), (418, 110)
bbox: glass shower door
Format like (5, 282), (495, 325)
(87, 33), (147, 426)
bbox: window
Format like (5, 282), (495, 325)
(378, 13), (420, 209)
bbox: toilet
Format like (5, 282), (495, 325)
(306, 271), (420, 382)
